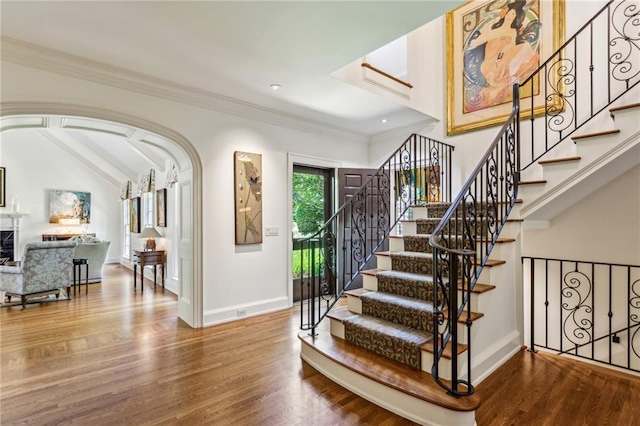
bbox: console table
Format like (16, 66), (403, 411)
(133, 250), (165, 292)
(42, 233), (96, 241)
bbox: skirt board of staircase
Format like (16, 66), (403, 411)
(299, 330), (479, 426)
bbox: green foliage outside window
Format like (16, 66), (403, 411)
(292, 173), (324, 237)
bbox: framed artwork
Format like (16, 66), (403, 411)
(49, 189), (91, 223)
(446, 0), (565, 135)
(234, 151), (263, 245)
(0, 167), (5, 208)
(395, 166), (441, 204)
(156, 188), (167, 227)
(130, 197), (141, 233)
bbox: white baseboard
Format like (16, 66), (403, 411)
(203, 297), (289, 326)
(472, 330), (522, 385)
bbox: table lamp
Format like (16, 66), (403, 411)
(59, 218), (81, 233)
(139, 227), (162, 251)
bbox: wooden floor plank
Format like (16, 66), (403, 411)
(3, 265), (640, 425)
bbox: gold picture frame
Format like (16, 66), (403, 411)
(234, 151), (263, 245)
(0, 167), (5, 208)
(446, 0), (565, 135)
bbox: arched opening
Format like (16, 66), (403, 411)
(0, 102), (203, 327)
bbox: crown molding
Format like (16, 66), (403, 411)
(0, 37), (370, 144)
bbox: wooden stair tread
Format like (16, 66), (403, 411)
(539, 156), (581, 165)
(519, 180), (547, 185)
(572, 129), (620, 141)
(421, 338), (468, 358)
(472, 259), (506, 267)
(506, 218), (524, 222)
(327, 305), (357, 322)
(299, 332), (480, 411)
(377, 250), (504, 266)
(610, 102), (640, 113)
(360, 268), (381, 276)
(344, 288), (369, 298)
(375, 251), (392, 257)
(458, 282), (496, 294)
(476, 237), (516, 244)
(442, 310), (485, 323)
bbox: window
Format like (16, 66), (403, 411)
(142, 192), (154, 228)
(122, 200), (130, 259)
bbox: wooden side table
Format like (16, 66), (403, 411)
(133, 250), (165, 292)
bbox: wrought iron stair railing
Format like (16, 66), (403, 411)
(519, 0), (639, 170)
(429, 0), (639, 397)
(299, 134), (454, 336)
(429, 105), (520, 397)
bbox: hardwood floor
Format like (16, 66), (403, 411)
(475, 349), (640, 425)
(0, 265), (412, 425)
(2, 264), (640, 425)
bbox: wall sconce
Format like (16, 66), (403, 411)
(139, 227), (162, 251)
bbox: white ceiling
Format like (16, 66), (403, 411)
(0, 0), (461, 135)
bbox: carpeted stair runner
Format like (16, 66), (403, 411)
(342, 314), (433, 370)
(377, 270), (435, 301)
(340, 202), (460, 370)
(360, 291), (435, 333)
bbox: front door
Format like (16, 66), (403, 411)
(337, 168), (390, 289)
(292, 165), (334, 303)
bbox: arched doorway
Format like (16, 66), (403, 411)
(0, 102), (203, 327)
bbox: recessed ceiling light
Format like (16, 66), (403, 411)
(381, 119), (388, 124)
(270, 84), (282, 91)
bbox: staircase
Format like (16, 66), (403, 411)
(300, 1), (639, 424)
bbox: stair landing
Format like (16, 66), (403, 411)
(299, 325), (479, 425)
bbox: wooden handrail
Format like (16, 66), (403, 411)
(361, 62), (413, 88)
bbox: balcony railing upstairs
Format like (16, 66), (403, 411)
(524, 256), (640, 373)
(299, 134), (454, 336)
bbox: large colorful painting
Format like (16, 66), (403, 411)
(49, 189), (91, 223)
(234, 151), (263, 245)
(447, 0), (565, 135)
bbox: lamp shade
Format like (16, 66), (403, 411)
(139, 227), (162, 251)
(139, 227), (162, 239)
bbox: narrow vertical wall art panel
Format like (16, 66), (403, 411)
(234, 151), (262, 245)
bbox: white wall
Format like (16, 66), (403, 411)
(0, 60), (369, 326)
(522, 164), (640, 265)
(0, 130), (121, 261)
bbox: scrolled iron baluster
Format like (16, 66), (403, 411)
(546, 57), (576, 134)
(485, 153), (499, 239)
(561, 270), (594, 348)
(610, 0), (640, 83)
(630, 279), (640, 358)
(505, 125), (517, 202)
(351, 193), (367, 264)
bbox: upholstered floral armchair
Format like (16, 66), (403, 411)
(0, 241), (77, 309)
